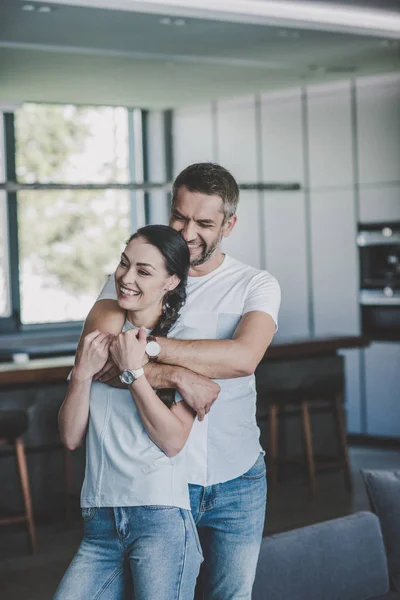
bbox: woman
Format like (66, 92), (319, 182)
(54, 225), (204, 600)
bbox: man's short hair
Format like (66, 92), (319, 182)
(172, 163), (239, 220)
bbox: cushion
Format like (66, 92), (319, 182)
(252, 511), (389, 600)
(362, 470), (400, 592)
(0, 410), (28, 441)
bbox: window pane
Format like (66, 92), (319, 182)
(18, 191), (130, 324)
(15, 104), (129, 184)
(0, 193), (11, 317)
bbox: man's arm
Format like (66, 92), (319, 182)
(155, 311), (276, 379)
(80, 299), (220, 419)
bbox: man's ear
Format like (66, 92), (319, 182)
(222, 214), (237, 238)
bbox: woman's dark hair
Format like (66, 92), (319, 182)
(127, 225), (190, 407)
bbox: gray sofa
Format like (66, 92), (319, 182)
(252, 511), (400, 600)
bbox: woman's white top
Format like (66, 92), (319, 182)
(80, 320), (190, 510)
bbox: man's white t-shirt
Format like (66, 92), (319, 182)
(98, 255), (281, 486)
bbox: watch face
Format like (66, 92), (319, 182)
(120, 370), (135, 385)
(146, 340), (161, 358)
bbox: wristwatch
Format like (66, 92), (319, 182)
(119, 368), (144, 385)
(145, 335), (161, 361)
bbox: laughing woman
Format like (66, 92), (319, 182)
(54, 225), (204, 600)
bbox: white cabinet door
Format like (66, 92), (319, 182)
(339, 348), (363, 434)
(216, 96), (258, 181)
(173, 103), (214, 177)
(365, 342), (400, 437)
(260, 89), (304, 186)
(356, 75), (400, 186)
(307, 82), (354, 189)
(310, 189), (360, 336)
(222, 191), (261, 269)
(262, 190), (310, 338)
(359, 185), (400, 223)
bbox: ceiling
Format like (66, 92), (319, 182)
(0, 0), (399, 109)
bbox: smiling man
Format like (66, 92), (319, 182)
(82, 163), (281, 599)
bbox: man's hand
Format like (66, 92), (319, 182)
(176, 370), (220, 421)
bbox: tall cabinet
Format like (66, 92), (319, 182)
(356, 74), (400, 437)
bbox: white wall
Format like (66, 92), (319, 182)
(172, 72), (400, 437)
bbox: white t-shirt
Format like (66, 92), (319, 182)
(81, 320), (189, 509)
(98, 254), (281, 486)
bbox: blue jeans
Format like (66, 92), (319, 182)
(53, 506), (203, 600)
(190, 453), (267, 600)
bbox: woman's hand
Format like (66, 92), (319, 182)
(73, 330), (112, 382)
(110, 327), (147, 373)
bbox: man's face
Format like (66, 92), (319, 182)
(170, 186), (235, 267)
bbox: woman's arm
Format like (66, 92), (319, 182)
(110, 328), (196, 457)
(128, 375), (196, 457)
(58, 330), (111, 450)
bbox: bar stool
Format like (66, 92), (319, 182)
(0, 410), (37, 552)
(256, 354), (352, 496)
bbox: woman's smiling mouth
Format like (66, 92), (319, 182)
(119, 285), (140, 297)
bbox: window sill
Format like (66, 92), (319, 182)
(0, 325), (82, 360)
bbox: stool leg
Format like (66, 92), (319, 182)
(268, 403), (279, 491)
(15, 437), (37, 553)
(301, 400), (317, 496)
(65, 447), (74, 526)
(334, 394), (353, 492)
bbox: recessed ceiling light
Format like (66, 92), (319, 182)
(159, 17), (172, 25)
(308, 65), (326, 74)
(174, 18), (186, 26)
(278, 29), (300, 39)
(380, 39), (399, 48)
(21, 4), (35, 10)
(38, 5), (53, 12)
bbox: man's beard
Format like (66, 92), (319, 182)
(190, 230), (224, 267)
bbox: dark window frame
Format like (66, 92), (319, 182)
(0, 104), (148, 342)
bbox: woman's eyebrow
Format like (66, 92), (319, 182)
(137, 262), (155, 270)
(121, 252), (130, 262)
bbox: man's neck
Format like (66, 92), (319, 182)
(188, 249), (226, 278)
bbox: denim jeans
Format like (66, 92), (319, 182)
(53, 506), (203, 600)
(189, 452), (267, 600)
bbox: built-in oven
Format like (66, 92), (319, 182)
(358, 222), (400, 340)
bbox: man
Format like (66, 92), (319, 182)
(83, 163), (281, 599)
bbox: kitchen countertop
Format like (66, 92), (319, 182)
(0, 335), (369, 387)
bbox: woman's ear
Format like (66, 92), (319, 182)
(165, 274), (180, 292)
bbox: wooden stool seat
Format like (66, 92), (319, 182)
(0, 410), (37, 553)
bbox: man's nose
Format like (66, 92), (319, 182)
(181, 221), (196, 242)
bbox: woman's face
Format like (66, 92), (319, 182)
(115, 237), (179, 316)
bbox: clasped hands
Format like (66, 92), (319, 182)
(73, 328), (148, 383)
(74, 329), (220, 421)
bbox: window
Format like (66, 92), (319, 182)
(15, 104), (129, 184)
(0, 103), (147, 334)
(18, 190), (130, 324)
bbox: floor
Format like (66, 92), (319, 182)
(0, 445), (399, 600)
